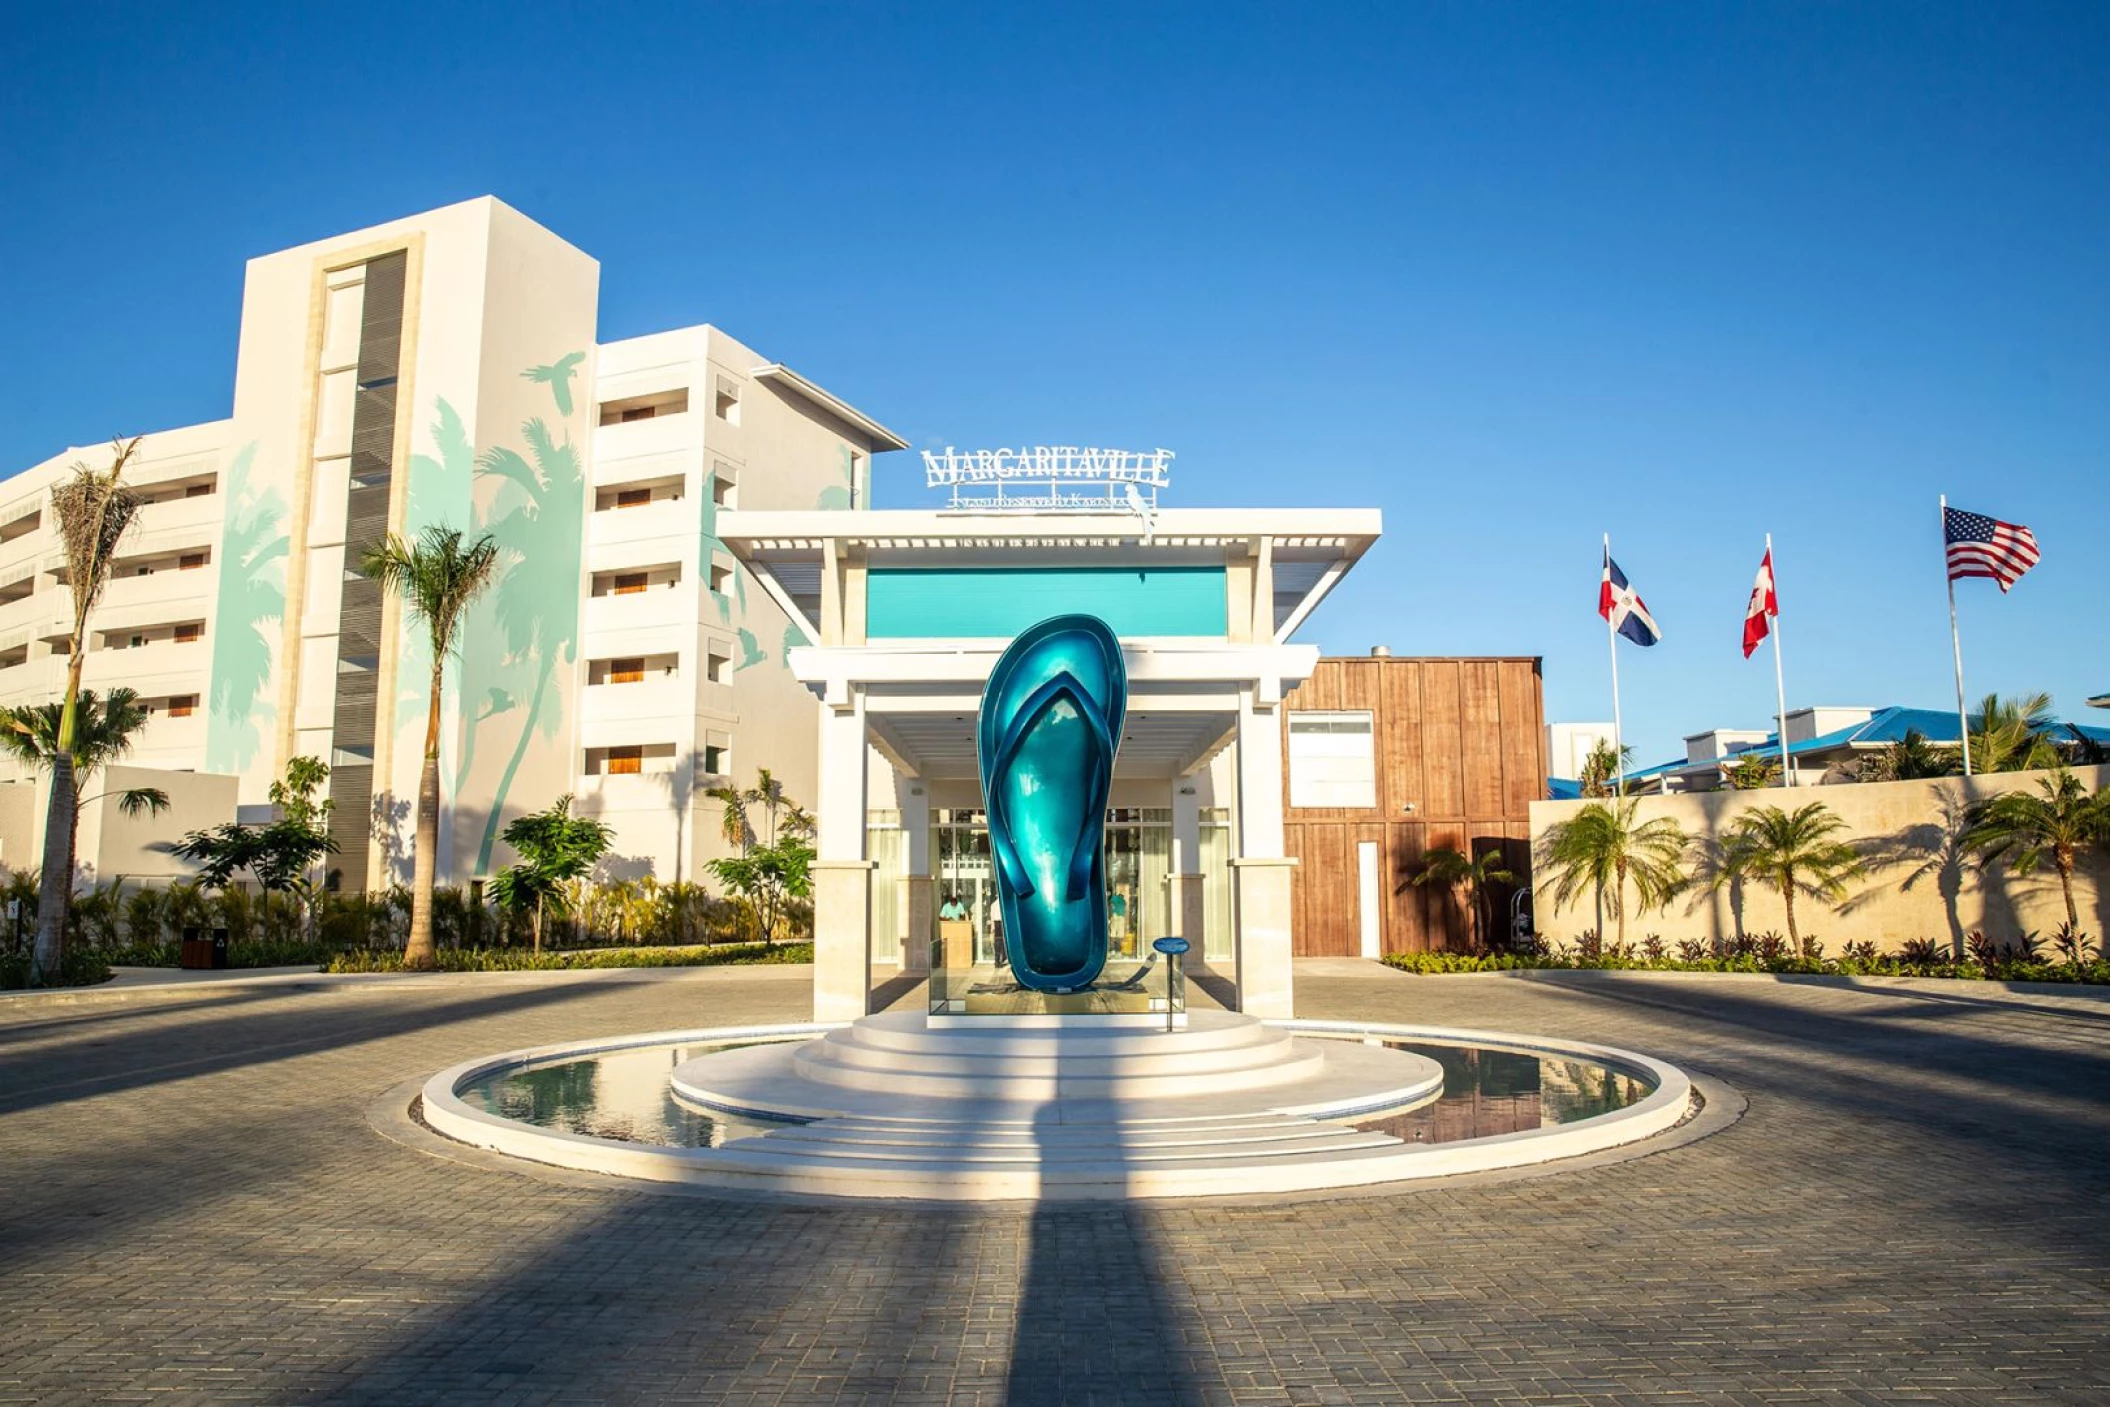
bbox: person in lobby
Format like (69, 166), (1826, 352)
(939, 892), (966, 921)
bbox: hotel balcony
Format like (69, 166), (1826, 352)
(97, 566), (218, 627)
(580, 675), (697, 743)
(588, 495), (694, 554)
(81, 636), (209, 695)
(582, 584), (690, 645)
(129, 493), (222, 552)
(594, 410), (697, 467)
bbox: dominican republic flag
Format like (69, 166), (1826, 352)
(1600, 549), (1662, 646)
(1944, 505), (2040, 592)
(1742, 547), (1777, 658)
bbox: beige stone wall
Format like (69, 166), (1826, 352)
(1527, 765), (2110, 955)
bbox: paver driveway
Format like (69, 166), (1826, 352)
(2, 962), (2107, 1405)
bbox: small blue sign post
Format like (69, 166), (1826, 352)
(1152, 936), (1190, 1033)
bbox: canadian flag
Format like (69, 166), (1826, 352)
(1742, 548), (1777, 658)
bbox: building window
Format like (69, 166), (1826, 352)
(708, 559), (733, 595)
(613, 572), (648, 596)
(169, 695), (197, 718)
(607, 745), (644, 776)
(135, 566), (151, 577)
(706, 644), (733, 684)
(175, 623), (203, 644)
(609, 657), (644, 684)
(714, 376), (741, 425)
(702, 743), (728, 776)
(184, 482), (213, 498)
(615, 488), (651, 509)
(1287, 711), (1377, 809)
(712, 474), (737, 511)
(128, 634), (145, 649)
(179, 553), (206, 570)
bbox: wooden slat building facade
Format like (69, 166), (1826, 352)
(1279, 655), (1547, 955)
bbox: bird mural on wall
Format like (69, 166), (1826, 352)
(521, 351), (586, 417)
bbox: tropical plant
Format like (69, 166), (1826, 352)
(1406, 844), (1517, 953)
(1577, 739), (1637, 798)
(1855, 727), (1961, 782)
(1963, 767), (2110, 931)
(706, 771), (815, 947)
(362, 525), (500, 969)
(1967, 692), (2064, 774)
(1535, 798), (1690, 948)
(1723, 752), (1781, 790)
(0, 685), (170, 963)
(1712, 801), (1868, 949)
(172, 758), (337, 923)
(24, 438), (145, 984)
(488, 794), (614, 953)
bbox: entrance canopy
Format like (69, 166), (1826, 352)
(717, 508), (1380, 782)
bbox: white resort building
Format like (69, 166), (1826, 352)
(0, 197), (901, 893)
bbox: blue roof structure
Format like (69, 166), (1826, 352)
(1610, 705), (2110, 788)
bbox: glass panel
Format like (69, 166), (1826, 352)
(867, 811), (904, 967)
(927, 806), (1185, 1018)
(1201, 810), (1233, 965)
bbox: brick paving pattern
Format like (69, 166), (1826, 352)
(2, 963), (2108, 1404)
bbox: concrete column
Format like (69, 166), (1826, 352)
(900, 779), (931, 974)
(813, 688), (873, 1021)
(1233, 688), (1296, 1017)
(1168, 777), (1205, 950)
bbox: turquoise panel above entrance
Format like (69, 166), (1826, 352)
(866, 566), (1230, 640)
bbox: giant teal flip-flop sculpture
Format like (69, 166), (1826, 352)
(977, 614), (1127, 993)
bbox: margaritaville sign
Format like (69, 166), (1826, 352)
(921, 445), (1174, 512)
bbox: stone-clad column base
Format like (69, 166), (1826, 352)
(902, 875), (933, 974)
(1230, 857), (1297, 1017)
(813, 860), (876, 1021)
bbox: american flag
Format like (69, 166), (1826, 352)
(1944, 506), (2040, 592)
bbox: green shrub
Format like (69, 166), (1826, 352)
(0, 948), (113, 989)
(324, 940), (814, 974)
(1383, 940), (2110, 985)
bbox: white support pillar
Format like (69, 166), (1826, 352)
(1168, 775), (1206, 955)
(900, 778), (932, 975)
(812, 685), (874, 1021)
(1232, 684), (1297, 1017)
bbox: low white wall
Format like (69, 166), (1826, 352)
(1527, 765), (2110, 955)
(0, 765), (239, 886)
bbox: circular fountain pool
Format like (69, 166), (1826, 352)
(419, 1017), (1699, 1202)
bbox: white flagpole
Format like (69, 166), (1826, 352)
(1941, 495), (1972, 776)
(1605, 533), (1625, 796)
(1768, 533), (1794, 788)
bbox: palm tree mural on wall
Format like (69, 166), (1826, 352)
(203, 445), (288, 774)
(468, 390), (587, 873)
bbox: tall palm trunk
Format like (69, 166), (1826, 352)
(533, 892), (544, 956)
(406, 660), (444, 971)
(29, 653), (87, 985)
(1613, 858), (1629, 948)
(1780, 882), (1799, 948)
(2055, 845), (2079, 930)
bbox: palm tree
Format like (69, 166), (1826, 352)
(1535, 798), (1689, 948)
(1713, 801), (1867, 949)
(28, 437), (143, 985)
(1963, 767), (2110, 931)
(362, 525), (500, 970)
(1577, 739), (1637, 798)
(1407, 844), (1518, 953)
(1860, 727), (1960, 782)
(0, 689), (172, 897)
(1723, 752), (1781, 791)
(1969, 692), (2063, 774)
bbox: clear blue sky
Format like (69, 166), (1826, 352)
(4, 2), (2104, 766)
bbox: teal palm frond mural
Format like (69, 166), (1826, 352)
(522, 352), (587, 417)
(469, 412), (586, 871)
(204, 445), (287, 773)
(815, 443), (856, 511)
